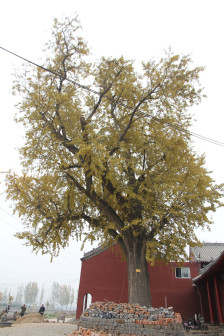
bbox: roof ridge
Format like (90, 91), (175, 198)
(81, 245), (109, 260)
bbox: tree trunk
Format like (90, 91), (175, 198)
(126, 238), (151, 307)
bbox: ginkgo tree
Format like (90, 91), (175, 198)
(6, 17), (223, 307)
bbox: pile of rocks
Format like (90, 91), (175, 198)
(79, 302), (184, 336)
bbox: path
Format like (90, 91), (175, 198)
(0, 322), (77, 336)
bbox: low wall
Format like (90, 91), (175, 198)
(79, 316), (185, 336)
(79, 301), (185, 336)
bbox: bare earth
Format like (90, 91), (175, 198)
(0, 322), (77, 336)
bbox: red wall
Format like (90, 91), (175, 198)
(149, 261), (200, 320)
(76, 245), (200, 320)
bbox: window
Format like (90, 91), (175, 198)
(175, 267), (191, 278)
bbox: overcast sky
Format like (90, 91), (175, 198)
(0, 0), (224, 301)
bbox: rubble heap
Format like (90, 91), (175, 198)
(15, 313), (45, 324)
(79, 302), (184, 336)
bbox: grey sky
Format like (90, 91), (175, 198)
(0, 0), (223, 299)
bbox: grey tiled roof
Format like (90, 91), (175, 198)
(190, 243), (224, 262)
(81, 245), (108, 260)
(193, 249), (224, 282)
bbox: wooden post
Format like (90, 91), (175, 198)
(214, 275), (224, 325)
(195, 284), (204, 318)
(207, 279), (215, 324)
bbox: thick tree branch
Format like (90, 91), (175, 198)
(101, 172), (127, 209)
(110, 89), (124, 130)
(65, 171), (125, 231)
(87, 84), (113, 121)
(80, 116), (92, 192)
(87, 68), (123, 120)
(109, 84), (161, 156)
(39, 110), (79, 154)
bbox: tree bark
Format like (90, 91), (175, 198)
(125, 237), (151, 307)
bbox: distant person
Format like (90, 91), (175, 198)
(20, 304), (26, 317)
(5, 304), (10, 313)
(38, 304), (45, 315)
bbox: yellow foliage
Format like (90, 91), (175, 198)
(5, 17), (224, 266)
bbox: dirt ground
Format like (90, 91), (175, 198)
(0, 322), (78, 336)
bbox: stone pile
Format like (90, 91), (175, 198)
(79, 302), (184, 336)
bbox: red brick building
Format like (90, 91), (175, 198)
(76, 244), (201, 320)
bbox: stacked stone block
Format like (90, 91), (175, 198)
(79, 302), (185, 336)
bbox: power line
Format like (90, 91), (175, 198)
(0, 216), (19, 230)
(0, 46), (98, 95)
(0, 205), (21, 222)
(0, 206), (83, 263)
(157, 118), (224, 147)
(0, 45), (224, 148)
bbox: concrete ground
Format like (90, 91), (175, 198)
(0, 322), (78, 336)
